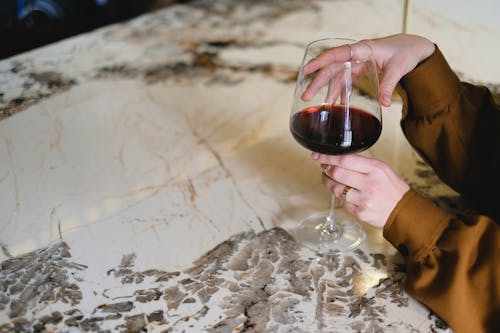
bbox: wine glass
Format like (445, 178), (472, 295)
(289, 37), (382, 253)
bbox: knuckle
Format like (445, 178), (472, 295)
(363, 183), (378, 197)
(334, 184), (343, 198)
(329, 166), (341, 180)
(338, 154), (350, 166)
(369, 159), (385, 171)
(322, 174), (334, 186)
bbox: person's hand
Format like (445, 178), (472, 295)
(312, 152), (410, 228)
(302, 34), (435, 107)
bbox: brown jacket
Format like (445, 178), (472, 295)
(383, 47), (500, 333)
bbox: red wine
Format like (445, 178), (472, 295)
(290, 104), (381, 155)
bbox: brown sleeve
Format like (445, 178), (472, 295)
(384, 47), (500, 333)
(398, 46), (500, 218)
(383, 190), (500, 333)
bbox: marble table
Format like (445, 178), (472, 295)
(1, 0), (499, 332)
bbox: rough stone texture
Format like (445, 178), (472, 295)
(0, 228), (449, 332)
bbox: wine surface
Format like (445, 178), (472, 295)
(290, 104), (382, 155)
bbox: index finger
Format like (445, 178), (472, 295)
(301, 63), (343, 101)
(302, 44), (352, 75)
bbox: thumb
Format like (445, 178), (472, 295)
(378, 67), (403, 107)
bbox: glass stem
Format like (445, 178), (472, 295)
(319, 194), (341, 240)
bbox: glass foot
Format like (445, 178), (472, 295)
(290, 210), (365, 254)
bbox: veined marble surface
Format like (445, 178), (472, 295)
(0, 0), (498, 332)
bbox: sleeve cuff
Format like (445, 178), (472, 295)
(399, 46), (461, 117)
(383, 189), (451, 261)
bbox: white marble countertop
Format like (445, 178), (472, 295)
(0, 0), (498, 332)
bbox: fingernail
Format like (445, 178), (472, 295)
(382, 95), (391, 106)
(311, 152), (319, 160)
